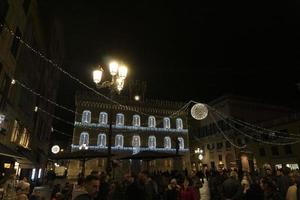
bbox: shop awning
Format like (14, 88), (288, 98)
(118, 151), (183, 161)
(0, 143), (23, 159)
(49, 150), (114, 160)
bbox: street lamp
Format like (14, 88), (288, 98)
(92, 61), (128, 176)
(93, 61), (128, 94)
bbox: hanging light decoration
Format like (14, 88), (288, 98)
(191, 103), (208, 120)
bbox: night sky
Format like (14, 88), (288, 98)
(39, 1), (300, 140)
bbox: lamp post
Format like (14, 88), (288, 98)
(93, 61), (128, 175)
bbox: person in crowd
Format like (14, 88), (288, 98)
(164, 178), (180, 200)
(210, 168), (227, 200)
(196, 170), (205, 184)
(72, 178), (85, 200)
(73, 175), (100, 200)
(180, 178), (196, 200)
(275, 168), (290, 199)
(16, 177), (30, 196)
(286, 171), (299, 200)
(17, 194), (29, 200)
(97, 173), (110, 200)
(51, 184), (61, 199)
(125, 174), (145, 200)
(260, 176), (282, 200)
(241, 175), (264, 200)
(222, 171), (242, 200)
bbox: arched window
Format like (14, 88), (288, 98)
(79, 132), (89, 150)
(178, 137), (184, 149)
(132, 114), (141, 127)
(115, 134), (124, 148)
(148, 116), (156, 128)
(97, 133), (106, 147)
(163, 117), (171, 129)
(148, 136), (156, 149)
(132, 135), (141, 147)
(99, 112), (108, 124)
(116, 113), (125, 126)
(176, 118), (183, 130)
(164, 136), (171, 149)
(82, 110), (91, 123)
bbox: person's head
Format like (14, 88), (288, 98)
(265, 168), (272, 176)
(84, 175), (100, 198)
(17, 194), (28, 200)
(124, 173), (134, 184)
(90, 170), (99, 177)
(55, 192), (64, 200)
(276, 169), (283, 176)
(289, 171), (298, 184)
(260, 177), (276, 192)
(138, 171), (148, 184)
(170, 178), (177, 189)
(183, 178), (190, 188)
(230, 171), (238, 180)
(22, 177), (28, 182)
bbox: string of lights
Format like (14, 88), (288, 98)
(209, 113), (246, 149)
(208, 105), (300, 140)
(52, 128), (73, 137)
(13, 79), (76, 115)
(211, 110), (300, 146)
(0, 23), (183, 119)
(12, 76), (190, 127)
(37, 107), (74, 126)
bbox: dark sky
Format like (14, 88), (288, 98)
(40, 1), (300, 140)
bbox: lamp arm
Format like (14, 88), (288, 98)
(96, 81), (113, 89)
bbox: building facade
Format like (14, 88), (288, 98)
(67, 91), (191, 178)
(189, 95), (297, 172)
(0, 0), (64, 182)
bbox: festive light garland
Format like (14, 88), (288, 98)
(208, 105), (300, 141)
(209, 114), (246, 149)
(211, 110), (300, 146)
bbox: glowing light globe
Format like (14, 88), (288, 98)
(51, 145), (60, 154)
(191, 103), (208, 120)
(198, 154), (203, 160)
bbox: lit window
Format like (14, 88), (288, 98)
(31, 168), (36, 181)
(10, 120), (20, 142)
(115, 134), (124, 148)
(148, 116), (156, 128)
(38, 168), (42, 179)
(163, 117), (171, 129)
(132, 114), (141, 127)
(82, 110), (91, 123)
(79, 132), (89, 150)
(19, 128), (29, 148)
(148, 136), (156, 149)
(116, 113), (125, 126)
(178, 137), (184, 149)
(97, 133), (106, 147)
(164, 136), (171, 149)
(132, 135), (141, 147)
(176, 118), (183, 129)
(99, 112), (108, 124)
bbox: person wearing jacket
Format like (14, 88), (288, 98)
(73, 175), (100, 200)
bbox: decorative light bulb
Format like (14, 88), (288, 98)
(93, 68), (103, 84)
(109, 61), (119, 76)
(118, 65), (128, 79)
(191, 103), (208, 120)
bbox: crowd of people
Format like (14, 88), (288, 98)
(1, 166), (300, 200)
(51, 170), (202, 200)
(207, 167), (300, 200)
